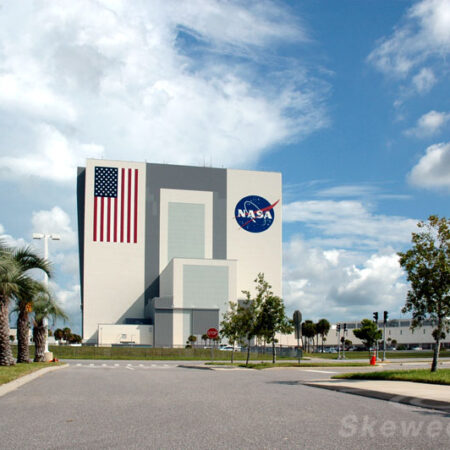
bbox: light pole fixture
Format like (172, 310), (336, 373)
(32, 233), (61, 355)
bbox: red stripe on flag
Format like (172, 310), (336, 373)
(134, 169), (138, 243)
(114, 197), (118, 242)
(107, 197), (111, 242)
(120, 168), (125, 243)
(127, 168), (131, 243)
(100, 197), (104, 242)
(93, 198), (97, 241)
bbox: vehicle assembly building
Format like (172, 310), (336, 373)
(77, 159), (282, 347)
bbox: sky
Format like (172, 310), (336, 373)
(0, 0), (449, 333)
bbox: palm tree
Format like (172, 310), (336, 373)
(0, 242), (52, 366)
(12, 246), (52, 363)
(0, 243), (22, 366)
(316, 319), (331, 352)
(32, 291), (67, 362)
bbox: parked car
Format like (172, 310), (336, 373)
(411, 346), (423, 351)
(219, 345), (241, 351)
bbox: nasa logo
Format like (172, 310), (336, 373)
(234, 195), (279, 233)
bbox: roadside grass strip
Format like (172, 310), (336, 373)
(0, 362), (62, 386)
(11, 345), (297, 361)
(332, 368), (450, 385)
(304, 350), (449, 360)
(205, 362), (371, 369)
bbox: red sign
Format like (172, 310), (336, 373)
(207, 328), (219, 339)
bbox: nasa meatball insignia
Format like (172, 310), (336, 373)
(234, 195), (279, 233)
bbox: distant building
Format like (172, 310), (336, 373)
(325, 319), (450, 350)
(77, 159), (282, 347)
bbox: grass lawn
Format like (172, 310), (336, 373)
(206, 361), (371, 369)
(12, 345), (294, 361)
(0, 362), (61, 386)
(332, 368), (450, 385)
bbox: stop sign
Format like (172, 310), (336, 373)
(206, 328), (218, 339)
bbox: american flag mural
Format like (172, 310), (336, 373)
(93, 166), (139, 243)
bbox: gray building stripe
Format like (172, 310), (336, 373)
(144, 164), (227, 303)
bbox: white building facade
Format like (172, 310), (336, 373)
(77, 159), (282, 347)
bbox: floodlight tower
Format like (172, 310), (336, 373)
(32, 233), (61, 354)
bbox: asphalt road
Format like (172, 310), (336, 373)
(1, 362), (449, 449)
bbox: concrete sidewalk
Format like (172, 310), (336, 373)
(304, 379), (450, 412)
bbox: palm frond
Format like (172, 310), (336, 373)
(12, 245), (53, 278)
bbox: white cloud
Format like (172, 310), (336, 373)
(368, 0), (450, 92)
(412, 67), (437, 93)
(283, 200), (417, 248)
(405, 110), (450, 137)
(31, 206), (78, 249)
(0, 1), (328, 182)
(0, 224), (27, 248)
(283, 237), (408, 322)
(49, 282), (81, 334)
(409, 142), (450, 188)
(0, 125), (104, 182)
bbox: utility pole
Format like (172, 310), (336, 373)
(373, 312), (379, 360)
(383, 311), (388, 361)
(32, 233), (60, 358)
(336, 324), (341, 359)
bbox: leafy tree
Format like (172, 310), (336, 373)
(398, 215), (449, 372)
(201, 333), (208, 347)
(302, 320), (315, 353)
(391, 339), (398, 348)
(32, 291), (67, 362)
(353, 319), (382, 353)
(256, 292), (293, 363)
(235, 295), (260, 366)
(316, 319), (331, 352)
(220, 301), (243, 363)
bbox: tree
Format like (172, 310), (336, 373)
(54, 328), (64, 342)
(186, 335), (197, 348)
(353, 319), (382, 353)
(32, 291), (67, 362)
(234, 295), (260, 366)
(316, 319), (331, 352)
(220, 302), (243, 363)
(62, 327), (72, 342)
(12, 245), (52, 363)
(201, 333), (208, 347)
(256, 290), (293, 363)
(398, 215), (450, 372)
(1, 241), (52, 366)
(302, 320), (315, 353)
(67, 333), (82, 344)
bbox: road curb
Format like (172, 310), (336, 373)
(0, 364), (68, 398)
(303, 381), (450, 413)
(177, 364), (215, 370)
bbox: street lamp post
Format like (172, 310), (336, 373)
(32, 233), (60, 357)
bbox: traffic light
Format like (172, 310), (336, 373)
(373, 312), (378, 323)
(336, 324), (341, 332)
(383, 311), (388, 324)
(343, 323), (347, 332)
